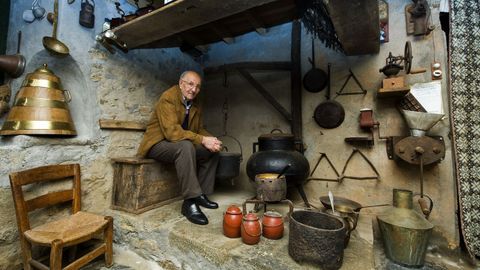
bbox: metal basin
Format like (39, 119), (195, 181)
(288, 210), (346, 270)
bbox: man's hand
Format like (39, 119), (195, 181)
(202, 136), (222, 152)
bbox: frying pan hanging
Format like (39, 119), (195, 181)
(313, 63), (345, 129)
(303, 38), (327, 93)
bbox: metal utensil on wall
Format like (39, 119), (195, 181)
(32, 0), (46, 20)
(23, 0), (46, 23)
(313, 63), (345, 129)
(42, 0), (70, 56)
(303, 38), (328, 93)
(0, 31), (25, 116)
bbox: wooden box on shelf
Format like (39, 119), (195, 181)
(111, 157), (181, 214)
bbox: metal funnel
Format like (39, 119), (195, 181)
(401, 110), (444, 136)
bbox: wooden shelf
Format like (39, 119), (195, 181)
(111, 0), (298, 49)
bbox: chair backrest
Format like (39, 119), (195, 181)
(9, 164), (82, 234)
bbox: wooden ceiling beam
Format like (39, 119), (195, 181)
(244, 10), (267, 35)
(208, 23), (235, 44)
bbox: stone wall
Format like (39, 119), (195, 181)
(0, 1), (199, 269)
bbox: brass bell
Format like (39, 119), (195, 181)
(0, 64), (77, 136)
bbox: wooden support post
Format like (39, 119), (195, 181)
(291, 20), (302, 150)
(237, 68), (292, 122)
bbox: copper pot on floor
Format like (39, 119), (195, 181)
(0, 64), (76, 136)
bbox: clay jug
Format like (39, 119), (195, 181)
(241, 212), (261, 245)
(223, 205), (242, 238)
(262, 210), (284, 239)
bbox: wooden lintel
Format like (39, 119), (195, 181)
(237, 68), (292, 122)
(99, 119), (146, 131)
(204, 61), (291, 75)
(208, 23), (235, 44)
(244, 10), (267, 35)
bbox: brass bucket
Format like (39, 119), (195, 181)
(0, 64), (76, 136)
(377, 189), (433, 267)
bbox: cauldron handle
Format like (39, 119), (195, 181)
(217, 135), (243, 161)
(252, 142), (258, 154)
(270, 128), (284, 134)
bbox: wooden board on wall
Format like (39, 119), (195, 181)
(327, 0), (380, 55)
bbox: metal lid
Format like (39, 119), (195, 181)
(258, 133), (294, 140)
(33, 63), (55, 75)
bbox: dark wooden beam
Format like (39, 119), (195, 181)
(204, 61), (291, 75)
(208, 23), (235, 44)
(290, 20), (302, 147)
(244, 10), (267, 35)
(237, 68), (292, 122)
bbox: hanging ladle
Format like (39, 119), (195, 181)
(276, 163), (291, 179)
(42, 0), (69, 56)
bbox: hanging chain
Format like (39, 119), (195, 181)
(222, 98), (228, 136)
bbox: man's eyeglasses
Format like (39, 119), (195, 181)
(181, 80), (201, 90)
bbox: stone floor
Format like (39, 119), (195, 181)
(83, 188), (477, 270)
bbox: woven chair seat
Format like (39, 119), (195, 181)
(24, 211), (108, 246)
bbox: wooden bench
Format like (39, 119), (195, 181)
(111, 157), (181, 214)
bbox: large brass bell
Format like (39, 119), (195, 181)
(0, 64), (77, 136)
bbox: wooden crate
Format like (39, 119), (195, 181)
(111, 157), (181, 214)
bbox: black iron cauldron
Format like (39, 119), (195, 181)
(216, 135), (242, 182)
(246, 130), (310, 204)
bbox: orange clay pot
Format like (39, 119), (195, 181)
(262, 210), (284, 240)
(241, 212), (261, 245)
(223, 205), (243, 238)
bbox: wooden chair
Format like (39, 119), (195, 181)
(9, 164), (113, 270)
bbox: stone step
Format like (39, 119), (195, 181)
(105, 190), (374, 270)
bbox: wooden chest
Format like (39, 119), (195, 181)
(111, 157), (181, 214)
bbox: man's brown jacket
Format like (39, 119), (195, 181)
(137, 85), (211, 157)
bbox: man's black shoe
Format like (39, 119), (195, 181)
(181, 199), (208, 225)
(195, 194), (218, 209)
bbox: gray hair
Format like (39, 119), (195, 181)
(180, 70), (202, 80)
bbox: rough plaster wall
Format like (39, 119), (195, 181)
(0, 0), (199, 269)
(202, 0), (457, 251)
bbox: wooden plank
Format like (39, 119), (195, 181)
(134, 0), (297, 49)
(112, 0), (278, 49)
(26, 190), (73, 212)
(237, 68), (292, 122)
(244, 10), (267, 35)
(326, 0), (380, 55)
(99, 119), (146, 131)
(208, 23), (235, 44)
(204, 61), (291, 75)
(111, 157), (156, 164)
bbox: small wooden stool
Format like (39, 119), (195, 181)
(111, 157), (181, 214)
